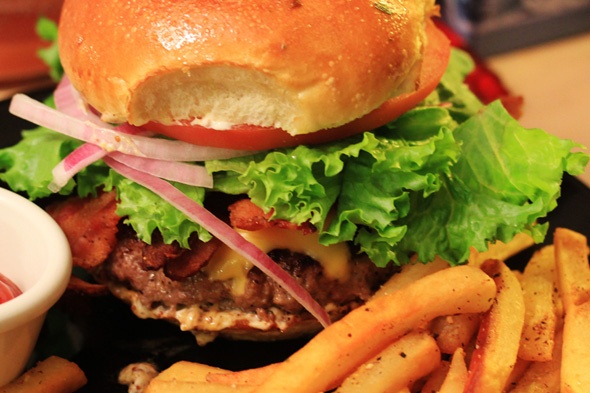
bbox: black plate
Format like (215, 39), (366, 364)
(1, 90), (589, 392)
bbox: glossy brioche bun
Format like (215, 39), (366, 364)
(58, 0), (436, 135)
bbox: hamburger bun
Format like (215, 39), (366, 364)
(58, 0), (436, 135)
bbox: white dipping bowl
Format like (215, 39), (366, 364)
(0, 187), (71, 386)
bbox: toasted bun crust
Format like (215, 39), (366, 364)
(58, 0), (435, 135)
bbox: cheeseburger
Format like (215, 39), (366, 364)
(0, 0), (587, 344)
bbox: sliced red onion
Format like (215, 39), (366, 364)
(108, 151), (213, 188)
(104, 156), (332, 328)
(50, 80), (160, 192)
(10, 94), (257, 162)
(54, 76), (109, 127)
(49, 143), (106, 192)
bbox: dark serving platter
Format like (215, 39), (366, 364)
(1, 89), (589, 392)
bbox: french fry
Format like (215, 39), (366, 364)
(554, 228), (590, 393)
(206, 364), (280, 386)
(430, 313), (480, 355)
(465, 259), (525, 393)
(518, 246), (559, 361)
(151, 360), (228, 383)
(0, 356), (87, 393)
(438, 347), (468, 393)
(374, 256), (449, 296)
(554, 228), (590, 307)
(335, 331), (440, 393)
(510, 329), (563, 393)
(518, 269), (556, 361)
(523, 245), (564, 320)
(523, 245), (555, 276)
(505, 358), (531, 391)
(145, 380), (254, 393)
(420, 360), (450, 393)
(469, 232), (535, 268)
(252, 266), (496, 393)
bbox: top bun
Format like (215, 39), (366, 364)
(58, 0), (436, 136)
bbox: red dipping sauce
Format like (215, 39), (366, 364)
(0, 273), (22, 304)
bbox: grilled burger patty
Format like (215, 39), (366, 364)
(93, 225), (397, 343)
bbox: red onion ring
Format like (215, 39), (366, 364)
(10, 94), (258, 162)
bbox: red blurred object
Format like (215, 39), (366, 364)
(435, 19), (523, 119)
(0, 272), (22, 304)
(0, 0), (64, 84)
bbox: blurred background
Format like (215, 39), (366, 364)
(438, 0), (590, 185)
(0, 0), (63, 101)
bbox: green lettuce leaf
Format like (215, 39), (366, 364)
(0, 127), (79, 199)
(36, 17), (63, 82)
(396, 101), (588, 264)
(112, 174), (211, 247)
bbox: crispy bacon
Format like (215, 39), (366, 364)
(67, 275), (109, 296)
(46, 190), (120, 269)
(133, 230), (182, 270)
(47, 193), (316, 287)
(164, 237), (221, 280)
(228, 199), (316, 234)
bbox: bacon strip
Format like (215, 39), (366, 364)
(228, 199), (316, 234)
(164, 237), (221, 280)
(46, 190), (120, 269)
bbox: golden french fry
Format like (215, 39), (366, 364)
(525, 245), (564, 320)
(510, 328), (563, 393)
(374, 256), (449, 296)
(151, 360), (228, 383)
(420, 360), (450, 393)
(554, 228), (590, 393)
(465, 259), (525, 393)
(439, 347), (468, 393)
(335, 330), (440, 393)
(505, 358), (531, 391)
(430, 313), (480, 355)
(206, 364), (280, 386)
(518, 271), (556, 361)
(554, 228), (590, 308)
(560, 300), (590, 392)
(523, 246), (555, 276)
(0, 356), (87, 393)
(252, 266), (496, 393)
(145, 379), (254, 393)
(469, 232), (535, 268)
(518, 245), (559, 361)
(145, 361), (280, 392)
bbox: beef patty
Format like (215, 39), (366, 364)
(92, 225), (398, 344)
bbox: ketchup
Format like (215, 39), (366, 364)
(0, 273), (22, 304)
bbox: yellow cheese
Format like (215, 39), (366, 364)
(204, 228), (351, 295)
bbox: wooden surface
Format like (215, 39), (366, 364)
(488, 32), (590, 186)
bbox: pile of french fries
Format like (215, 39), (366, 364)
(142, 228), (590, 393)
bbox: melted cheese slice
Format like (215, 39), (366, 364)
(204, 228), (351, 295)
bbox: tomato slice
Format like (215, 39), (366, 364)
(145, 20), (451, 151)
